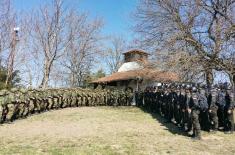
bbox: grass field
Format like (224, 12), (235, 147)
(0, 106), (235, 155)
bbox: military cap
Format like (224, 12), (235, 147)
(192, 87), (198, 92)
(19, 88), (27, 94)
(170, 83), (175, 88)
(186, 84), (192, 90)
(198, 84), (206, 89)
(0, 89), (9, 96)
(167, 83), (172, 89)
(181, 83), (186, 88)
(37, 88), (44, 92)
(10, 88), (18, 93)
(165, 83), (170, 88)
(175, 84), (180, 89)
(191, 83), (196, 88)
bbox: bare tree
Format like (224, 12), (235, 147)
(135, 0), (235, 92)
(61, 11), (103, 87)
(0, 0), (12, 54)
(0, 0), (20, 88)
(104, 36), (126, 74)
(31, 0), (72, 88)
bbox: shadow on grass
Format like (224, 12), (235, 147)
(138, 106), (188, 137)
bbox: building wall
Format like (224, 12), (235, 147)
(115, 79), (154, 92)
(103, 79), (160, 92)
(124, 53), (148, 63)
(116, 80), (137, 91)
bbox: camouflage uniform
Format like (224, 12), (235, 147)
(51, 90), (58, 109)
(19, 89), (29, 117)
(62, 90), (70, 108)
(77, 90), (82, 106)
(191, 89), (208, 139)
(37, 90), (44, 112)
(28, 90), (36, 114)
(0, 90), (8, 123)
(58, 90), (63, 108)
(208, 89), (219, 131)
(71, 91), (77, 107)
(5, 89), (17, 121)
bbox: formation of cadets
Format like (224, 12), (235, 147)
(0, 88), (133, 124)
(135, 83), (235, 140)
(1, 84), (234, 140)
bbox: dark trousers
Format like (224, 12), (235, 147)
(174, 105), (181, 124)
(200, 110), (210, 131)
(186, 111), (192, 131)
(217, 107), (225, 127)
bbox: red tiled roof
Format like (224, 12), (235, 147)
(123, 49), (150, 55)
(92, 68), (179, 84)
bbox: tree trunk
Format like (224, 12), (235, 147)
(205, 68), (213, 91)
(40, 59), (52, 88)
(5, 35), (17, 88)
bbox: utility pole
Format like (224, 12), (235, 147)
(5, 27), (19, 88)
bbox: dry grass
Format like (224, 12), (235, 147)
(0, 107), (235, 155)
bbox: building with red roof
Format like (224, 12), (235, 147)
(92, 49), (179, 91)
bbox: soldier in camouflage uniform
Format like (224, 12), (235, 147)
(0, 89), (8, 123)
(34, 89), (42, 113)
(62, 90), (69, 108)
(51, 89), (59, 109)
(0, 87), (137, 123)
(58, 89), (64, 108)
(6, 88), (19, 121)
(71, 90), (77, 107)
(28, 89), (36, 114)
(0, 91), (4, 123)
(77, 89), (82, 106)
(18, 88), (29, 118)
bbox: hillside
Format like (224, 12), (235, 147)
(0, 107), (235, 155)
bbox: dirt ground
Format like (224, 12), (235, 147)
(0, 106), (235, 155)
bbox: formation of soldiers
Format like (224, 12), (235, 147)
(135, 83), (235, 140)
(0, 88), (133, 124)
(1, 83), (234, 140)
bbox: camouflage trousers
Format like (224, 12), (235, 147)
(209, 110), (218, 130)
(192, 109), (201, 137)
(224, 109), (234, 132)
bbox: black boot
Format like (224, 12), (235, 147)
(192, 130), (201, 140)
